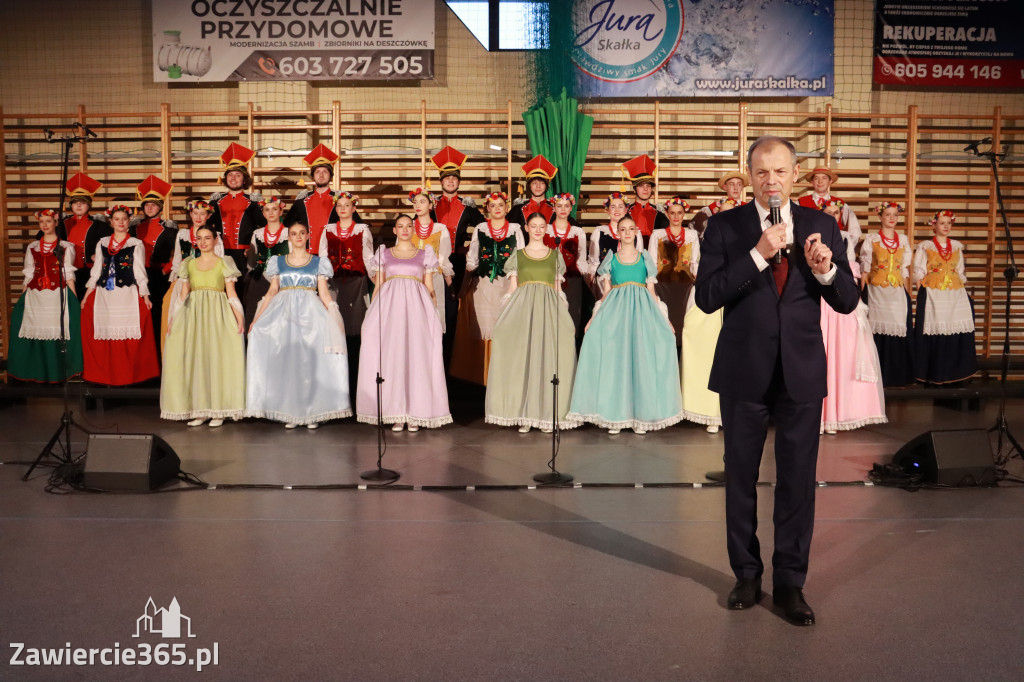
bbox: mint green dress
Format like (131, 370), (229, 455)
(567, 251), (683, 431)
(160, 257), (246, 420)
(484, 249), (580, 429)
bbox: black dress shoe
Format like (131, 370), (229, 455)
(773, 586), (815, 626)
(727, 578), (762, 610)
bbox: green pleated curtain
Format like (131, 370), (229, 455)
(522, 89), (593, 217)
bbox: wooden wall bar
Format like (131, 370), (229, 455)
(2, 101), (1022, 371)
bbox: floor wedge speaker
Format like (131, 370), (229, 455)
(84, 433), (181, 491)
(893, 428), (996, 486)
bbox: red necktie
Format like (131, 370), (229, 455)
(767, 216), (788, 295)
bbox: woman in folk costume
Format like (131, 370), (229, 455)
(508, 154), (556, 227)
(569, 218), (682, 435)
(130, 175), (178, 350)
(679, 196), (731, 433)
(160, 225), (246, 428)
(546, 192), (590, 339)
(588, 192), (642, 293)
(690, 171), (748, 236)
(162, 199), (224, 354)
(357, 215), (451, 431)
(319, 190), (374, 397)
(647, 196), (698, 347)
(405, 187), (454, 331)
(913, 210), (977, 384)
(816, 199), (887, 434)
(7, 209), (84, 382)
(58, 172), (112, 299)
(859, 202), (914, 387)
(247, 223), (351, 429)
(80, 205), (160, 385)
(485, 212), (580, 433)
(621, 154), (668, 246)
(242, 196), (290, 330)
(449, 191), (524, 385)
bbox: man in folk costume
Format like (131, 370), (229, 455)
(130, 175), (178, 352)
(208, 143), (265, 292)
(59, 172), (112, 299)
(691, 170), (750, 236)
(508, 154), (557, 227)
(284, 143), (341, 255)
(429, 145), (484, 367)
(622, 154), (669, 247)
(797, 166), (862, 263)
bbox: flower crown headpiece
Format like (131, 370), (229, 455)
(664, 196), (691, 212)
(407, 188), (435, 204)
(259, 196), (285, 209)
(603, 191), (626, 209)
(35, 208), (59, 220)
(484, 191), (510, 206)
(817, 198), (846, 210)
(875, 202), (905, 215)
(105, 204), (133, 217)
(548, 192), (575, 207)
(928, 209), (956, 226)
(187, 200), (213, 213)
(336, 191), (359, 205)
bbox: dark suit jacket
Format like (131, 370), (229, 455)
(695, 201), (859, 403)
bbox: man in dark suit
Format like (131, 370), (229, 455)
(695, 136), (859, 625)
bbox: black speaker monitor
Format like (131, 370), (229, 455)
(892, 428), (996, 486)
(83, 433), (181, 491)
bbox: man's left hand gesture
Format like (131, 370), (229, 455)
(803, 233), (833, 275)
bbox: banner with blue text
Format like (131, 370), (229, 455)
(152, 0), (434, 82)
(569, 0), (834, 98)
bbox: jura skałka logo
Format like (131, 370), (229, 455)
(572, 0), (685, 82)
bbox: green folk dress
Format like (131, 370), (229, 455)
(484, 248), (580, 429)
(159, 257), (246, 420)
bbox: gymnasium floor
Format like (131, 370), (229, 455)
(2, 392), (1022, 680)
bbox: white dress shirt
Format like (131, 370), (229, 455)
(750, 200), (836, 285)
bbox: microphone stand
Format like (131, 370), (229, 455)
(966, 140), (1022, 466)
(23, 124), (93, 481)
(362, 245), (399, 482)
(535, 229), (572, 485)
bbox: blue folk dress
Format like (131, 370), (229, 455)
(245, 255), (352, 425)
(568, 250), (683, 431)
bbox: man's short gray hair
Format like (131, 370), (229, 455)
(747, 136), (798, 171)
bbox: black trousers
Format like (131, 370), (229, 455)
(720, 360), (822, 588)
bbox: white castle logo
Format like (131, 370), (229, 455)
(133, 597), (196, 639)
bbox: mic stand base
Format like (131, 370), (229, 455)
(533, 471), (573, 485)
(360, 467), (401, 482)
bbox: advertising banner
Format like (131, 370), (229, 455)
(874, 1), (1024, 88)
(152, 0), (434, 82)
(569, 0), (835, 98)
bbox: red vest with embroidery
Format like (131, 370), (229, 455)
(544, 233), (581, 276)
(324, 231), (366, 275)
(29, 248), (62, 291)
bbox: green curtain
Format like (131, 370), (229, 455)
(522, 89), (593, 217)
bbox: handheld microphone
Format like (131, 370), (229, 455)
(769, 195), (784, 264)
